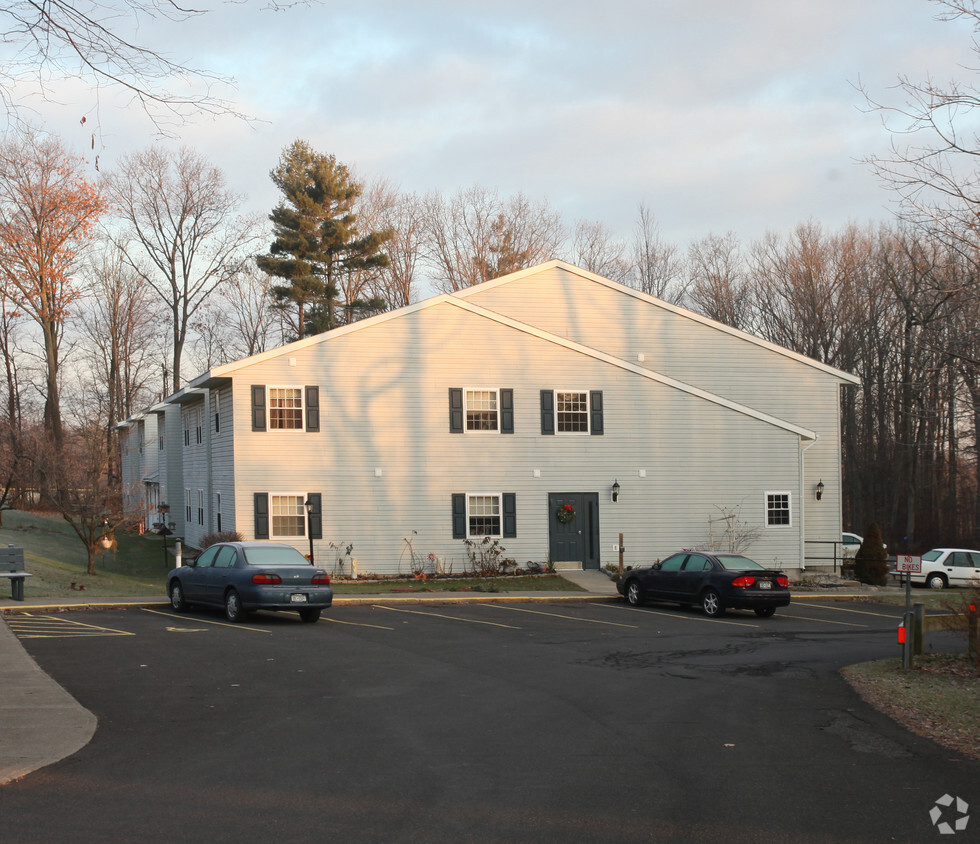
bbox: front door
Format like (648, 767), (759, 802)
(548, 492), (600, 570)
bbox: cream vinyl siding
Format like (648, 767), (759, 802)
(228, 302), (804, 572)
(463, 264), (849, 551)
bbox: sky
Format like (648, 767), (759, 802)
(6, 0), (980, 252)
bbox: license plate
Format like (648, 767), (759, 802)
(758, 580), (772, 590)
(290, 593), (308, 603)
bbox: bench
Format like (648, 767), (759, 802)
(0, 545), (31, 601)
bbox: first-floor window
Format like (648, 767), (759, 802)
(185, 488), (191, 523)
(468, 494), (501, 537)
(216, 493), (222, 532)
(766, 492), (791, 526)
(270, 494), (306, 538)
(197, 489), (205, 525)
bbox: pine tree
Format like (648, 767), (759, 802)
(854, 522), (889, 586)
(257, 141), (391, 338)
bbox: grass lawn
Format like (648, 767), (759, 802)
(0, 510), (582, 598)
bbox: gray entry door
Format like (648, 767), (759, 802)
(548, 492), (600, 570)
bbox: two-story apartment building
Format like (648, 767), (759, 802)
(119, 261), (859, 577)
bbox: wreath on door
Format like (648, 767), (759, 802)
(556, 503), (575, 524)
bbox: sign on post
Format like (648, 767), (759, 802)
(895, 554), (922, 574)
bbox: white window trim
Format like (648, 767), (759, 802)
(269, 492), (308, 539)
(554, 389), (591, 435)
(267, 385), (306, 432)
(464, 387), (500, 434)
(764, 491), (792, 528)
(197, 489), (205, 526)
(466, 492), (503, 539)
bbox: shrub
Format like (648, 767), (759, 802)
(199, 530), (244, 550)
(854, 522), (889, 586)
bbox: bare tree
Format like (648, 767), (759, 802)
(360, 179), (424, 309)
(686, 232), (752, 330)
(102, 146), (264, 391)
(568, 219), (632, 283)
(423, 186), (565, 292)
(0, 127), (106, 449)
(0, 0), (315, 132)
(629, 204), (685, 302)
(862, 0), (980, 252)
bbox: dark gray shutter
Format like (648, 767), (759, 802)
(254, 493), (269, 539)
(590, 390), (604, 435)
(306, 493), (322, 539)
(503, 493), (517, 538)
(540, 390), (555, 435)
(500, 389), (514, 434)
(452, 494), (466, 538)
(449, 388), (464, 433)
(251, 385), (266, 431)
(305, 386), (320, 432)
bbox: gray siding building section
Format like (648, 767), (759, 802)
(120, 261), (858, 578)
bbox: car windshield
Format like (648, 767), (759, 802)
(922, 550), (944, 562)
(715, 555), (765, 571)
(242, 546), (311, 567)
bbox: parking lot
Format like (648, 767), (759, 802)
(1, 599), (975, 843)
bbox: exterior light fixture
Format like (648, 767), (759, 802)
(304, 498), (315, 564)
(612, 480), (621, 503)
(815, 480), (825, 501)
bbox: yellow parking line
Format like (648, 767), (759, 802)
(141, 607), (271, 633)
(374, 605), (521, 629)
(7, 615), (135, 638)
(480, 603), (640, 628)
(799, 603), (899, 619)
(323, 616), (395, 631)
(599, 604), (761, 628)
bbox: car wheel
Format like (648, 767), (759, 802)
(224, 588), (247, 622)
(926, 573), (947, 590)
(169, 580), (187, 612)
(701, 589), (724, 617)
(754, 607), (776, 618)
(299, 608), (321, 623)
(624, 580), (643, 606)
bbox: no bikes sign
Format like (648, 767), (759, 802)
(895, 554), (922, 574)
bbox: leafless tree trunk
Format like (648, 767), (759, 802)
(568, 219), (632, 282)
(102, 146), (264, 392)
(687, 232), (752, 330)
(629, 204), (686, 303)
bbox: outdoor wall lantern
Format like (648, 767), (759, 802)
(815, 479), (825, 501)
(304, 498), (315, 564)
(612, 480), (621, 503)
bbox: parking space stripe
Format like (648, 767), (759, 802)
(323, 616), (395, 631)
(598, 604), (761, 628)
(7, 615), (135, 639)
(779, 612), (868, 628)
(374, 605), (521, 629)
(479, 603), (640, 628)
(141, 607), (271, 633)
(796, 602), (899, 619)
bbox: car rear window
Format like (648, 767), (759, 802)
(921, 550), (944, 562)
(242, 546), (312, 567)
(716, 555), (765, 571)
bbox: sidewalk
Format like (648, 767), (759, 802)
(0, 571), (890, 786)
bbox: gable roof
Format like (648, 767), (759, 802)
(185, 276), (817, 441)
(455, 260), (861, 386)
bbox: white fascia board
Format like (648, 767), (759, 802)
(454, 259), (860, 386)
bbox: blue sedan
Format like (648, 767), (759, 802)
(167, 541), (333, 623)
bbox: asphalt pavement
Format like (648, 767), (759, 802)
(0, 572), (896, 787)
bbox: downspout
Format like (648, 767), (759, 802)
(799, 435), (818, 572)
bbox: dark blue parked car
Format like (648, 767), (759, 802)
(168, 541), (332, 623)
(617, 551), (790, 618)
